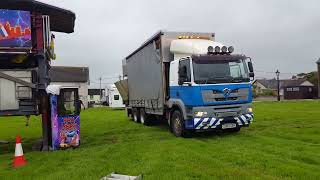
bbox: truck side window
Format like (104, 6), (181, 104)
(179, 59), (191, 83)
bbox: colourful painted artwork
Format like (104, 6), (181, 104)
(50, 95), (80, 150)
(0, 9), (32, 48)
(56, 116), (80, 149)
(50, 95), (59, 150)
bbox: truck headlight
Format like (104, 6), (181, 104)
(194, 111), (207, 117)
(247, 108), (253, 113)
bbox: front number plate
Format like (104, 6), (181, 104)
(222, 123), (237, 129)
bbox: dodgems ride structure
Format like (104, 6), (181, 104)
(116, 31), (255, 137)
(0, 0), (76, 150)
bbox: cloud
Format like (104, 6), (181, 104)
(40, 0), (320, 85)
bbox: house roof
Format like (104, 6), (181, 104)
(50, 66), (89, 83)
(280, 79), (313, 87)
(88, 89), (101, 96)
(255, 79), (314, 89)
(0, 0), (76, 33)
(317, 58), (320, 64)
(255, 79), (278, 89)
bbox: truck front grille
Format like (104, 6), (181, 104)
(202, 88), (249, 103)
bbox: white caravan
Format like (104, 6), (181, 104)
(107, 84), (125, 108)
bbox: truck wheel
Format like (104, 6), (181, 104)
(140, 109), (153, 126)
(140, 109), (147, 125)
(171, 110), (185, 137)
(126, 108), (133, 119)
(133, 108), (140, 123)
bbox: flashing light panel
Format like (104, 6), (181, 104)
(0, 9), (32, 49)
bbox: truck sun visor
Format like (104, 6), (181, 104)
(192, 54), (247, 64)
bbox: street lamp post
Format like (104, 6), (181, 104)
(317, 58), (320, 98)
(99, 77), (102, 101)
(276, 70), (280, 101)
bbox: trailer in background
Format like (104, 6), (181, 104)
(0, 70), (37, 115)
(107, 84), (125, 109)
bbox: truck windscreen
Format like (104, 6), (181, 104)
(192, 58), (250, 84)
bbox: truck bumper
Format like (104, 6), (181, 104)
(185, 113), (254, 130)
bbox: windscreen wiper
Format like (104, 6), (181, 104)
(231, 77), (249, 83)
(205, 76), (226, 84)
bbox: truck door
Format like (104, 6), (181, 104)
(169, 58), (195, 105)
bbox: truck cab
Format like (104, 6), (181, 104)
(167, 38), (254, 136)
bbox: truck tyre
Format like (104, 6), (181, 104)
(132, 108), (140, 123)
(126, 108), (132, 118)
(140, 109), (151, 126)
(171, 110), (185, 137)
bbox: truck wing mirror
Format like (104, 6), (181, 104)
(248, 61), (254, 73)
(248, 61), (254, 78)
(178, 66), (187, 85)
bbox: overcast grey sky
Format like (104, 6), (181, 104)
(41, 0), (320, 87)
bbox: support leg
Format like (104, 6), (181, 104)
(40, 93), (51, 151)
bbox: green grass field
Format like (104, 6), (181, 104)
(0, 101), (320, 180)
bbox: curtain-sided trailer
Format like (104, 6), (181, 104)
(122, 31), (215, 115)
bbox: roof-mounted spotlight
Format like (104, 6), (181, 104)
(228, 46), (234, 53)
(214, 46), (221, 53)
(208, 46), (214, 53)
(221, 46), (228, 53)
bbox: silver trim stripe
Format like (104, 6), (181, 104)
(193, 113), (254, 129)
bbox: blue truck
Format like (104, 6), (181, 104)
(116, 31), (254, 137)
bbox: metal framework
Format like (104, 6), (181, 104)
(0, 0), (76, 150)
